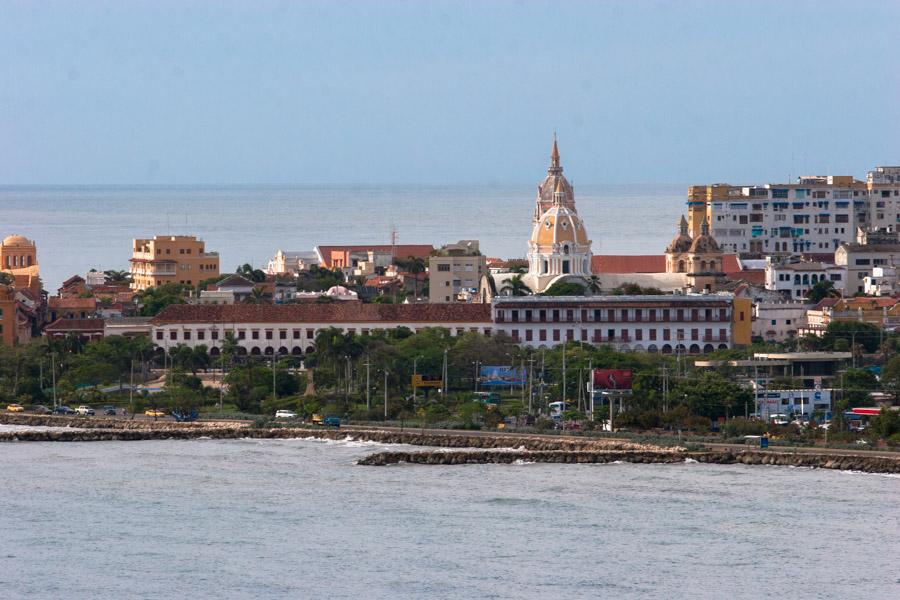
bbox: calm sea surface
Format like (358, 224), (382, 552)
(0, 185), (684, 290)
(1, 438), (897, 600)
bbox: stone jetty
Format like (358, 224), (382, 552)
(357, 449), (900, 473)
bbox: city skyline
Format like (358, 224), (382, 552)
(2, 0), (898, 186)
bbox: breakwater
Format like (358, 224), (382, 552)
(357, 449), (900, 473)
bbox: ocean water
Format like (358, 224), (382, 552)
(0, 184), (684, 290)
(1, 438), (897, 600)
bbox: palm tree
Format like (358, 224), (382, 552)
(586, 275), (602, 294)
(500, 274), (532, 297)
(244, 286), (271, 305)
(397, 256), (427, 300)
(103, 269), (132, 285)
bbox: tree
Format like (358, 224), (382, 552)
(868, 406), (900, 440)
(170, 344), (210, 376)
(244, 286), (271, 305)
(103, 270), (132, 284)
(612, 282), (665, 295)
(541, 281), (586, 296)
(822, 320), (881, 353)
(135, 283), (191, 316)
(236, 263), (266, 283)
(671, 371), (752, 421)
(881, 355), (900, 401)
(806, 280), (838, 303)
(500, 274), (531, 297)
(396, 256), (426, 300)
(0, 272), (14, 286)
(841, 368), (877, 408)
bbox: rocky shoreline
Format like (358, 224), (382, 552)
(3, 414), (899, 473)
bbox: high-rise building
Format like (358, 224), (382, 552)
(687, 169), (900, 255)
(130, 235), (220, 291)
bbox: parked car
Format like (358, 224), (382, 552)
(103, 406), (117, 416)
(322, 416), (341, 428)
(275, 410), (297, 419)
(53, 406), (75, 415)
(31, 405), (52, 415)
(144, 409), (165, 418)
(6, 403), (25, 412)
(74, 405), (95, 416)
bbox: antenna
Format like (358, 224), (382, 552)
(390, 223), (397, 260)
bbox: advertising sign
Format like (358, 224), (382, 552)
(591, 369), (633, 390)
(480, 366), (527, 386)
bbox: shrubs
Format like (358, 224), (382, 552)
(723, 417), (767, 437)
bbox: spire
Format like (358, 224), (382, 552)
(549, 133), (562, 175)
(679, 215), (688, 236)
(700, 217), (710, 236)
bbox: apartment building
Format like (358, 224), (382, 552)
(834, 241), (900, 295)
(130, 235), (220, 291)
(687, 167), (900, 255)
(764, 257), (845, 298)
(491, 294), (752, 353)
(429, 240), (486, 303)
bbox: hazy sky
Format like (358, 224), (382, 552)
(2, 0), (898, 185)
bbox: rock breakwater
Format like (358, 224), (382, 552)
(357, 449), (900, 473)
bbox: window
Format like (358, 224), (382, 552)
(525, 330), (533, 342)
(293, 330), (300, 339)
(211, 330), (219, 340)
(552, 329), (560, 342)
(252, 330), (259, 340)
(183, 331), (191, 340)
(156, 331), (163, 340)
(170, 331), (177, 340)
(280, 331), (287, 340)
(197, 331), (205, 340)
(539, 329), (547, 342)
(437, 264), (450, 272)
(265, 331), (273, 340)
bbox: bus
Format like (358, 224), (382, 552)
(548, 401), (567, 420)
(472, 392), (501, 407)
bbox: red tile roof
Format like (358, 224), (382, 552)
(811, 298), (840, 311)
(724, 269), (766, 285)
(44, 318), (105, 332)
(317, 244), (434, 268)
(152, 302), (490, 325)
(591, 255), (666, 273)
(49, 297), (97, 310)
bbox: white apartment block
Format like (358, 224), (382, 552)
(764, 257), (845, 298)
(752, 301), (810, 342)
(688, 168), (900, 256)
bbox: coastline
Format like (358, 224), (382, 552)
(3, 414), (899, 474)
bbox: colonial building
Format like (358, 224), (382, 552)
(130, 235), (220, 290)
(664, 216), (726, 292)
(0, 234), (44, 346)
(523, 140), (593, 294)
(491, 294), (752, 353)
(0, 234), (39, 274)
(150, 303), (492, 356)
(764, 257), (845, 298)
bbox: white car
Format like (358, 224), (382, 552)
(74, 405), (95, 416)
(275, 410), (297, 419)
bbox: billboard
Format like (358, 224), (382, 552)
(591, 369), (633, 390)
(480, 366), (527, 386)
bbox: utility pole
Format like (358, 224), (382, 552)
(365, 356), (371, 410)
(383, 369), (389, 420)
(662, 364), (669, 413)
(528, 356), (535, 414)
(520, 355), (525, 404)
(129, 359), (134, 412)
(442, 348), (448, 395)
(561, 341), (567, 405)
(588, 358), (593, 421)
(272, 355), (277, 404)
(51, 351), (57, 408)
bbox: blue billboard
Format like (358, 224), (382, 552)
(480, 366), (527, 386)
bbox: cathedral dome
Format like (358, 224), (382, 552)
(666, 216), (692, 253)
(531, 204), (589, 247)
(688, 218), (720, 254)
(2, 235), (33, 247)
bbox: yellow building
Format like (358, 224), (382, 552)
(0, 234), (39, 277)
(130, 235), (220, 291)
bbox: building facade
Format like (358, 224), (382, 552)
(491, 294), (752, 353)
(687, 168), (900, 255)
(130, 235), (220, 290)
(752, 301), (810, 342)
(429, 240), (487, 303)
(834, 242), (900, 295)
(764, 257), (845, 298)
(150, 303), (491, 355)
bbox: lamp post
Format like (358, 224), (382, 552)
(413, 354), (423, 405)
(442, 348), (449, 395)
(383, 369), (389, 421)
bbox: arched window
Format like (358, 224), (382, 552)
(794, 274), (801, 285)
(677, 260), (685, 273)
(562, 260), (570, 274)
(542, 260), (549, 274)
(563, 245), (570, 255)
(700, 261), (707, 272)
(802, 274), (809, 285)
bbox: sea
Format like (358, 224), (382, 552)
(0, 184), (684, 290)
(1, 437), (897, 599)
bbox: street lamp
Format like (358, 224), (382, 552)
(412, 354), (424, 405)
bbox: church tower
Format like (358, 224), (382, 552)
(666, 215), (724, 292)
(524, 139), (593, 294)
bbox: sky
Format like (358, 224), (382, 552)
(1, 0), (898, 185)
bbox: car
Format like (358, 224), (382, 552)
(6, 403), (25, 412)
(53, 406), (75, 415)
(275, 410), (297, 419)
(322, 416), (341, 428)
(31, 405), (52, 415)
(144, 409), (166, 418)
(74, 405), (95, 416)
(311, 413), (323, 425)
(103, 406), (117, 416)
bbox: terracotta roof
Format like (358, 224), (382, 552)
(316, 244), (434, 268)
(61, 275), (85, 287)
(810, 298), (840, 311)
(44, 318), (105, 332)
(724, 269), (766, 285)
(591, 255), (666, 273)
(152, 302), (490, 325)
(49, 297), (97, 310)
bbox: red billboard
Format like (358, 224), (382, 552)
(592, 369), (633, 390)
